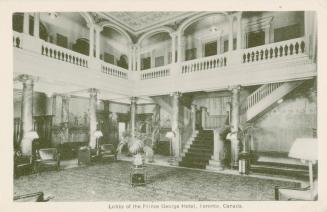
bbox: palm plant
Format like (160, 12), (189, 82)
(117, 130), (154, 165)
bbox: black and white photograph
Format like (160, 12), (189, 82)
(1, 0), (327, 211)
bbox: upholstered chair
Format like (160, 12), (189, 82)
(35, 148), (60, 172)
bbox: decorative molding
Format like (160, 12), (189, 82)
(243, 16), (274, 33)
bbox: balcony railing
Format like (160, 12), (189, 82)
(14, 30), (310, 84)
(41, 41), (89, 68)
(101, 61), (128, 79)
(242, 37), (306, 64)
(181, 53), (228, 74)
(140, 65), (170, 80)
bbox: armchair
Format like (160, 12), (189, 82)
(14, 151), (33, 177)
(35, 148), (60, 172)
(100, 144), (117, 162)
(275, 180), (318, 200)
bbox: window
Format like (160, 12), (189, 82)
(104, 52), (115, 64)
(155, 56), (164, 67)
(223, 40), (228, 53)
(141, 57), (151, 70)
(204, 41), (217, 57)
(233, 38), (237, 50)
(274, 24), (303, 42)
(56, 33), (68, 48)
(185, 48), (197, 61)
(247, 30), (265, 48)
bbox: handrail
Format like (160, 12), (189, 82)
(140, 65), (171, 80)
(41, 41), (89, 68)
(101, 61), (129, 79)
(181, 52), (228, 74)
(242, 37), (306, 64)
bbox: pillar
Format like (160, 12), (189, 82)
(33, 12), (40, 38)
(95, 26), (102, 59)
(171, 92), (181, 164)
(89, 88), (98, 149)
(133, 45), (137, 71)
(88, 24), (94, 57)
(128, 45), (133, 71)
(208, 129), (224, 171)
(177, 32), (183, 62)
(130, 97), (137, 137)
(191, 104), (197, 132)
(264, 26), (270, 44)
(170, 32), (177, 63)
(19, 75), (34, 155)
(137, 46), (141, 71)
(201, 106), (207, 130)
(23, 13), (30, 34)
(228, 16), (234, 51)
(230, 86), (240, 168)
(236, 13), (242, 50)
(61, 95), (70, 143)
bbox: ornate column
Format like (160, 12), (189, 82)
(177, 31), (183, 62)
(95, 25), (103, 59)
(228, 16), (234, 51)
(89, 88), (98, 149)
(128, 45), (133, 71)
(170, 32), (177, 63)
(19, 75), (34, 155)
(171, 92), (181, 164)
(33, 12), (40, 38)
(130, 97), (137, 138)
(236, 13), (242, 50)
(137, 45), (141, 71)
(230, 86), (240, 168)
(201, 106), (207, 130)
(133, 45), (137, 71)
(207, 129), (225, 171)
(61, 95), (70, 143)
(23, 13), (30, 34)
(191, 104), (197, 132)
(88, 24), (94, 57)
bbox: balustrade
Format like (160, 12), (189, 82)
(41, 42), (89, 68)
(242, 37), (306, 64)
(101, 62), (128, 79)
(140, 66), (170, 80)
(181, 53), (227, 74)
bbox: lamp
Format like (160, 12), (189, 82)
(94, 130), (103, 155)
(24, 131), (39, 140)
(165, 131), (175, 164)
(288, 138), (318, 198)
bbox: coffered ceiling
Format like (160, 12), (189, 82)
(96, 12), (197, 35)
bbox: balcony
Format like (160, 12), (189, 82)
(13, 31), (316, 96)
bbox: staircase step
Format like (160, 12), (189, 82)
(188, 149), (213, 154)
(190, 144), (213, 149)
(185, 152), (213, 157)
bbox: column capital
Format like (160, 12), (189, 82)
(170, 92), (182, 97)
(94, 24), (104, 32)
(170, 31), (178, 38)
(130, 96), (138, 103)
(89, 88), (99, 96)
(18, 74), (35, 84)
(200, 106), (207, 111)
(87, 23), (95, 29)
(228, 85), (241, 91)
(191, 104), (197, 110)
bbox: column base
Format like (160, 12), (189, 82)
(168, 156), (180, 166)
(207, 160), (224, 171)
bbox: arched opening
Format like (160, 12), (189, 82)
(139, 32), (171, 70)
(38, 12), (90, 54)
(182, 14), (229, 61)
(100, 26), (131, 69)
(13, 13), (49, 41)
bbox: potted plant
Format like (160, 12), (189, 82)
(117, 131), (154, 166)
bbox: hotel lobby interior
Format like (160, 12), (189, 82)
(11, 11), (318, 202)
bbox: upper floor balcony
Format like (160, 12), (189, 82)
(13, 11), (317, 97)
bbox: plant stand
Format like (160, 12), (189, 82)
(130, 165), (146, 187)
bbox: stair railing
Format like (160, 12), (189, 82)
(241, 82), (284, 114)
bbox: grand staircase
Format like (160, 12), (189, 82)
(179, 130), (213, 169)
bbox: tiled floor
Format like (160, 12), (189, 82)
(14, 159), (301, 201)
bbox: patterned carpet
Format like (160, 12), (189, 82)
(14, 161), (300, 201)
